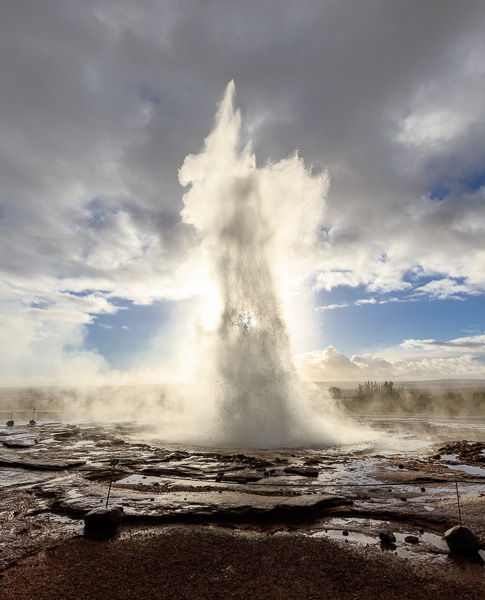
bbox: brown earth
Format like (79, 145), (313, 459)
(1, 419), (485, 599)
(1, 525), (484, 600)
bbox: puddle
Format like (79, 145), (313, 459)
(407, 484), (484, 501)
(447, 464), (485, 477)
(394, 531), (449, 554)
(316, 459), (382, 487)
(440, 454), (459, 462)
(116, 474), (165, 486)
(309, 516), (485, 575)
(310, 517), (448, 559)
(312, 528), (376, 545)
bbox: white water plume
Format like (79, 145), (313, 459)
(178, 82), (347, 447)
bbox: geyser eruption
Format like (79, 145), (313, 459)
(179, 82), (333, 447)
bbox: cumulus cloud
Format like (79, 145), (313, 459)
(1, 1), (485, 384)
(297, 344), (485, 382)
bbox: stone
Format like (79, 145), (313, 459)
(445, 525), (484, 555)
(283, 466), (319, 477)
(404, 535), (419, 544)
(84, 506), (124, 533)
(379, 531), (396, 544)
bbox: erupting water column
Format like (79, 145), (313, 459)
(179, 82), (331, 447)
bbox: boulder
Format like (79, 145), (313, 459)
(84, 505), (124, 534)
(445, 525), (484, 555)
(379, 531), (396, 544)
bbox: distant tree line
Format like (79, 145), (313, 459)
(329, 381), (485, 416)
(356, 380), (404, 402)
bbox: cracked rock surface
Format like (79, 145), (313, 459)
(1, 419), (485, 599)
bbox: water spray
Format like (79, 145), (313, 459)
(178, 81), (335, 447)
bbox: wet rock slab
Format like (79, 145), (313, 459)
(2, 419), (485, 577)
(1, 435), (38, 448)
(32, 472), (352, 522)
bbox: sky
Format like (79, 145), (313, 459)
(1, 0), (485, 386)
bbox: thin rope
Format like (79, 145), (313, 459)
(122, 474), (484, 489)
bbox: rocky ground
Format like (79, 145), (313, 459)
(0, 419), (484, 599)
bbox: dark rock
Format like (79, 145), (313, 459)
(109, 438), (126, 446)
(445, 525), (484, 555)
(404, 535), (419, 544)
(251, 459), (274, 468)
(342, 530), (349, 536)
(379, 531), (396, 544)
(160, 451), (189, 462)
(434, 441), (485, 465)
(219, 469), (264, 483)
(141, 465), (207, 479)
(6, 420), (14, 427)
(84, 505), (124, 533)
(283, 466), (319, 477)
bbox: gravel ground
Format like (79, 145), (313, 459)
(1, 526), (484, 600)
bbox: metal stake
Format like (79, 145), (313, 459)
(455, 478), (462, 526)
(105, 459), (119, 508)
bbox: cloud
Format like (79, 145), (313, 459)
(1, 2), (485, 383)
(402, 334), (485, 352)
(297, 344), (485, 382)
(414, 278), (482, 300)
(318, 296), (407, 310)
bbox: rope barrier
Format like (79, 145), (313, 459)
(124, 474), (484, 489)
